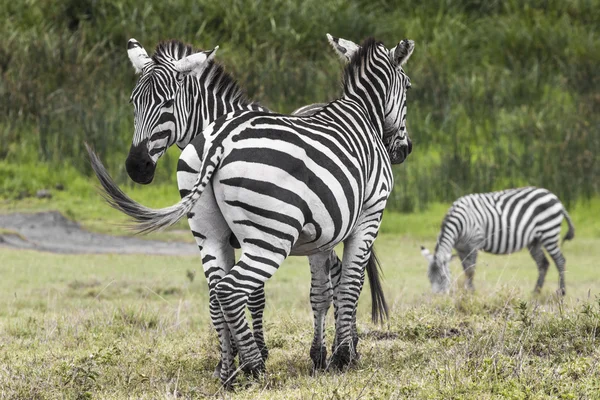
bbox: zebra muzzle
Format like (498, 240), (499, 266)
(125, 140), (156, 184)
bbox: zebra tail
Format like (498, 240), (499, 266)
(562, 208), (575, 244)
(366, 248), (389, 324)
(84, 143), (223, 234)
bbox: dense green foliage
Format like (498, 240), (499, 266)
(1, 0), (599, 209)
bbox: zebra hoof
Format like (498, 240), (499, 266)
(241, 357), (265, 378)
(329, 343), (355, 370)
(219, 365), (239, 389)
(310, 345), (327, 371)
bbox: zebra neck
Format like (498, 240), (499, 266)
(341, 51), (386, 137)
(342, 92), (384, 138)
(434, 226), (457, 261)
(175, 66), (265, 148)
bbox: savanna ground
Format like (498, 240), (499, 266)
(2, 191), (600, 399)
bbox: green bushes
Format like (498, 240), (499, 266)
(1, 0), (598, 209)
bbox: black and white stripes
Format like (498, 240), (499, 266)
(89, 36), (414, 383)
(421, 187), (575, 294)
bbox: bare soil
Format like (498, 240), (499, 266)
(0, 211), (197, 255)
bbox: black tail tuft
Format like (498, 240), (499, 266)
(366, 248), (389, 324)
(85, 143), (162, 233)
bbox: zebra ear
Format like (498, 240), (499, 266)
(421, 246), (434, 262)
(327, 34), (360, 62)
(127, 39), (152, 74)
(173, 46), (219, 75)
(391, 39), (415, 67)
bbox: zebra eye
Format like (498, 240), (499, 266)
(164, 99), (174, 108)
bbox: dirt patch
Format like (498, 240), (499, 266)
(0, 211), (198, 256)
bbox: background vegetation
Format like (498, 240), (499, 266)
(1, 0), (599, 211)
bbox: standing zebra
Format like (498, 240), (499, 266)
(420, 187), (575, 295)
(90, 36), (388, 376)
(89, 36), (415, 383)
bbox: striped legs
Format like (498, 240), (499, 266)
(330, 234), (374, 369)
(186, 211), (237, 381)
(542, 236), (567, 296)
(215, 249), (287, 383)
(248, 284), (268, 361)
(308, 251), (335, 370)
(529, 241), (550, 293)
(330, 250), (361, 366)
(457, 248), (478, 291)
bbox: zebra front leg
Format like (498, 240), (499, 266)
(308, 251), (334, 371)
(248, 284), (268, 362)
(330, 236), (372, 370)
(528, 241), (550, 293)
(457, 248), (477, 291)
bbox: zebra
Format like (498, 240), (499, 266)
(420, 187), (575, 295)
(93, 36), (388, 376)
(88, 36), (415, 384)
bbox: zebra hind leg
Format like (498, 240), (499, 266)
(329, 252), (362, 365)
(248, 284), (268, 362)
(329, 235), (373, 370)
(543, 238), (567, 296)
(351, 261), (366, 362)
(329, 252), (341, 363)
(528, 241), (550, 293)
(308, 251), (335, 372)
(215, 251), (287, 382)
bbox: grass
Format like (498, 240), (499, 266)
(2, 222), (600, 397)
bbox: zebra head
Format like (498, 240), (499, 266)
(125, 39), (218, 184)
(420, 246), (453, 294)
(336, 35), (414, 164)
(383, 39), (414, 164)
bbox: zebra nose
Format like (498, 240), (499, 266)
(407, 138), (413, 154)
(125, 140), (156, 184)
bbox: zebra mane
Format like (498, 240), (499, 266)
(342, 37), (384, 91)
(152, 40), (195, 64)
(203, 61), (250, 106)
(152, 40), (249, 105)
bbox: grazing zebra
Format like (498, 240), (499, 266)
(89, 36), (415, 383)
(420, 187), (575, 295)
(94, 37), (387, 375)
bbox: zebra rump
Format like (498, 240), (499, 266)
(85, 142), (389, 324)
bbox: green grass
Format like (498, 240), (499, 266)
(2, 228), (600, 397)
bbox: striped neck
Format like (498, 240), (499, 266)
(342, 39), (387, 138)
(435, 215), (459, 260)
(174, 62), (266, 149)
